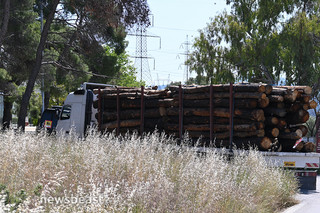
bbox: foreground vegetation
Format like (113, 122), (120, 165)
(0, 130), (298, 212)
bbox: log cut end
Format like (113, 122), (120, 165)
(303, 142), (315, 152)
(309, 100), (317, 109)
(260, 137), (272, 150)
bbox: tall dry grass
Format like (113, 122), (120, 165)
(0, 129), (297, 212)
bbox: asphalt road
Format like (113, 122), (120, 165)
(282, 175), (320, 213)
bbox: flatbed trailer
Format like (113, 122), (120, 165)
(52, 82), (320, 190)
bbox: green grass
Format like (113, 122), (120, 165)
(0, 129), (298, 212)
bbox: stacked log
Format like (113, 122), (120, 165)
(93, 87), (172, 134)
(264, 85), (316, 152)
(93, 84), (316, 152)
(165, 84), (270, 150)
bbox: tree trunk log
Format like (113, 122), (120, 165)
(173, 92), (266, 100)
(275, 86), (312, 95)
(268, 95), (284, 102)
(265, 116), (279, 126)
(166, 123), (259, 132)
(184, 129), (265, 139)
(94, 98), (177, 109)
(259, 97), (270, 108)
(264, 108), (287, 117)
(97, 107), (166, 122)
(179, 98), (257, 109)
(213, 137), (272, 150)
(278, 129), (302, 140)
(302, 142), (315, 152)
(286, 109), (309, 124)
(169, 84), (267, 93)
(266, 127), (280, 137)
(166, 107), (265, 121)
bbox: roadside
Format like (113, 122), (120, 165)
(281, 175), (320, 213)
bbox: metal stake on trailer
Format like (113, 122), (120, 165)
(229, 82), (234, 153)
(116, 87), (120, 136)
(179, 85), (184, 141)
(98, 88), (102, 132)
(210, 84), (214, 143)
(140, 86), (145, 135)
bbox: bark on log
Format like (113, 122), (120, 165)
(94, 88), (168, 95)
(278, 129), (303, 140)
(166, 107), (265, 121)
(286, 109), (309, 124)
(166, 123), (259, 132)
(184, 129), (265, 139)
(180, 98), (258, 109)
(97, 107), (166, 122)
(265, 116), (279, 126)
(99, 92), (168, 99)
(212, 137), (272, 150)
(166, 116), (264, 128)
(264, 84), (273, 95)
(277, 118), (287, 129)
(309, 100), (317, 109)
(101, 118), (165, 130)
(279, 139), (302, 152)
(268, 95), (284, 102)
(264, 108), (287, 117)
(302, 142), (316, 152)
(102, 119), (140, 129)
(94, 98), (177, 109)
(169, 84), (267, 93)
(298, 94), (311, 103)
(271, 87), (288, 95)
(266, 127), (280, 137)
(284, 90), (299, 102)
(275, 86), (312, 95)
(173, 92), (267, 100)
(289, 125), (308, 137)
(258, 97), (270, 108)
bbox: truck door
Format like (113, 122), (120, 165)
(56, 104), (72, 134)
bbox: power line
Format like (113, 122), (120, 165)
(153, 26), (198, 32)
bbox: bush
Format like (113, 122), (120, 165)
(0, 129), (298, 212)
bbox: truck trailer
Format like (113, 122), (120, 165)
(43, 82), (320, 190)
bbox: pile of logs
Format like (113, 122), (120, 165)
(93, 84), (317, 152)
(264, 86), (317, 152)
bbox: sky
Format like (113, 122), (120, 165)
(126, 0), (230, 86)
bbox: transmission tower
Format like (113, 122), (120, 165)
(179, 35), (192, 83)
(134, 26), (153, 85)
(128, 24), (161, 86)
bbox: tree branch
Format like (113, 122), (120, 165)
(42, 61), (118, 79)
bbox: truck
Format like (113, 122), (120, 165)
(42, 82), (320, 190)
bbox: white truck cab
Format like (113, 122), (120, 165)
(56, 82), (113, 137)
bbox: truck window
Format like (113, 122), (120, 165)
(60, 105), (71, 120)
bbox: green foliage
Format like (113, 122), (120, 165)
(33, 184), (43, 196)
(0, 184), (27, 211)
(100, 46), (144, 87)
(1, 0), (150, 125)
(188, 0), (320, 89)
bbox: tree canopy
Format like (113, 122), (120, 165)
(187, 0), (320, 89)
(0, 0), (150, 129)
